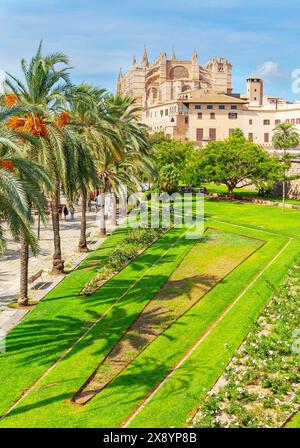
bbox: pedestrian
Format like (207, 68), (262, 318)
(88, 198), (92, 212)
(63, 205), (69, 221)
(69, 204), (75, 220)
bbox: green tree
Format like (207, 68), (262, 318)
(157, 163), (180, 194)
(200, 134), (283, 196)
(0, 127), (51, 305)
(5, 42), (78, 274)
(272, 123), (300, 210)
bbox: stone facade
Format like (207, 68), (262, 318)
(117, 49), (300, 152)
(117, 49), (232, 110)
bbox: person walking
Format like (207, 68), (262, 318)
(63, 205), (69, 221)
(88, 198), (92, 212)
(69, 204), (75, 220)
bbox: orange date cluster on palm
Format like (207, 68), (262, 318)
(0, 160), (14, 172)
(8, 114), (47, 136)
(7, 111), (70, 136)
(4, 94), (18, 107)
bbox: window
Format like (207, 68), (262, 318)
(184, 116), (189, 124)
(160, 110), (163, 117)
(263, 119), (270, 125)
(296, 119), (300, 124)
(219, 105), (225, 110)
(286, 119), (290, 123)
(207, 105), (213, 110)
(197, 112), (202, 119)
(170, 117), (175, 122)
(196, 128), (203, 141)
(264, 133), (269, 143)
(249, 119), (253, 125)
(248, 133), (253, 142)
(275, 119), (281, 125)
(209, 128), (216, 141)
(210, 112), (215, 120)
(254, 97), (257, 101)
(165, 109), (168, 116)
(195, 105), (201, 110)
(291, 119), (295, 124)
(231, 105), (237, 110)
(228, 113), (238, 119)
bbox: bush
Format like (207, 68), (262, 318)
(81, 227), (164, 296)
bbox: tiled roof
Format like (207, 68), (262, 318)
(179, 90), (248, 104)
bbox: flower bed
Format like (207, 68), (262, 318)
(81, 227), (164, 296)
(192, 260), (300, 428)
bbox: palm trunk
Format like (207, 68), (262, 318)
(78, 190), (88, 252)
(19, 232), (29, 306)
(51, 178), (64, 274)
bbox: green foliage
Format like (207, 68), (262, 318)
(153, 139), (202, 187)
(157, 163), (180, 193)
(81, 227), (164, 295)
(199, 134), (284, 194)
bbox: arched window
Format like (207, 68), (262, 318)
(181, 85), (191, 92)
(169, 66), (189, 80)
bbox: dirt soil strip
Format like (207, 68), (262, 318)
(73, 229), (262, 404)
(122, 238), (292, 428)
(0, 227), (188, 420)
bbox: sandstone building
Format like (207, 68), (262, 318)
(117, 49), (300, 149)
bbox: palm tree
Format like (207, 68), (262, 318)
(0, 127), (51, 305)
(272, 123), (300, 210)
(94, 95), (155, 236)
(4, 42), (77, 274)
(66, 84), (118, 249)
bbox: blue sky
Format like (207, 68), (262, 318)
(1, 0), (300, 99)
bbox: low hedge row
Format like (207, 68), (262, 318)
(81, 227), (164, 296)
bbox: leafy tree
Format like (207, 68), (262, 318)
(154, 139), (199, 188)
(200, 134), (283, 196)
(157, 163), (180, 194)
(272, 123), (300, 209)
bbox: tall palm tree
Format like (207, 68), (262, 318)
(272, 123), (300, 210)
(66, 84), (119, 249)
(94, 95), (155, 236)
(0, 127), (51, 305)
(4, 42), (77, 274)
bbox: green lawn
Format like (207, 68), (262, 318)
(286, 413), (300, 428)
(0, 199), (299, 428)
(204, 182), (300, 206)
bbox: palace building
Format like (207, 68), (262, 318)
(117, 49), (300, 148)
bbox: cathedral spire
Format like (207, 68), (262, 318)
(170, 48), (176, 60)
(192, 49), (198, 64)
(141, 47), (149, 67)
(132, 55), (137, 67)
(117, 67), (123, 82)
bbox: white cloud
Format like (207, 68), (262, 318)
(257, 61), (279, 77)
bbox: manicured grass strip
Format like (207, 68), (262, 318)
(0, 226), (185, 417)
(68, 227), (287, 428)
(0, 227), (131, 416)
(286, 412), (300, 428)
(204, 199), (300, 238)
(128, 238), (300, 428)
(2, 223), (283, 428)
(74, 229), (262, 404)
(0, 226), (195, 427)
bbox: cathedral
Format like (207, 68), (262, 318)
(117, 49), (232, 110)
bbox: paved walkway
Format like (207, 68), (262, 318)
(0, 207), (104, 335)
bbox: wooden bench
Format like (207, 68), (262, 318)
(28, 270), (43, 286)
